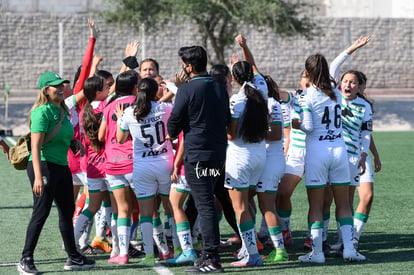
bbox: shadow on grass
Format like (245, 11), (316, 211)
(219, 231), (414, 267)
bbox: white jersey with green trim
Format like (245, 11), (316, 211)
(267, 97), (284, 151)
(299, 86), (344, 147)
(341, 95), (372, 156)
(289, 90), (307, 149)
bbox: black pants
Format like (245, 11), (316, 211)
(23, 161), (78, 259)
(184, 160), (224, 256)
(186, 169), (240, 239)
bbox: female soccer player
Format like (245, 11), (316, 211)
(98, 70), (139, 264)
(294, 54), (365, 263)
(224, 60), (268, 267)
(116, 77), (174, 267)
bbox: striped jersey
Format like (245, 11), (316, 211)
(341, 95), (372, 156)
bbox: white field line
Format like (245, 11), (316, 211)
(0, 262), (18, 266)
(6, 136), (16, 146)
(153, 262), (174, 275)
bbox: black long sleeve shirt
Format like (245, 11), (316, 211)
(167, 75), (230, 162)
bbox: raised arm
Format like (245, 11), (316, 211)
(330, 35), (371, 83)
(235, 34), (260, 75)
(73, 18), (98, 94)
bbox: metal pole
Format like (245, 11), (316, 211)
(274, 33), (278, 83)
(347, 20), (352, 71)
(140, 24), (146, 59)
(59, 22), (63, 76)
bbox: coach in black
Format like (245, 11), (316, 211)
(167, 46), (229, 273)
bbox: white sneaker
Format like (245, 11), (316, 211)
(343, 248), (366, 262)
(298, 251), (325, 263)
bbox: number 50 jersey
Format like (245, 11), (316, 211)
(119, 101), (173, 162)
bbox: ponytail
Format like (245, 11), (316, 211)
(82, 76), (104, 152)
(133, 78), (158, 121)
(232, 61), (268, 143)
(305, 54), (336, 101)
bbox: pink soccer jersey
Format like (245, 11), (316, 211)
(103, 96), (135, 175)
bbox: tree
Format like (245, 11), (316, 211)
(103, 0), (318, 64)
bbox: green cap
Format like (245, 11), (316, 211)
(38, 72), (70, 89)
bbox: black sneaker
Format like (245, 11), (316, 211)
(17, 257), (39, 275)
(185, 255), (224, 273)
(64, 255), (95, 271)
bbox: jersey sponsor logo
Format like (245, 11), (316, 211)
(112, 154), (132, 163)
(141, 147), (168, 158)
(319, 130), (342, 141)
(88, 156), (105, 164)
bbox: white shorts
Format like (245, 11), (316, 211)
(284, 146), (306, 177)
(87, 177), (110, 193)
(132, 160), (172, 199)
(305, 145), (350, 188)
(225, 144), (266, 191)
(72, 171), (86, 186)
(347, 153), (362, 187)
(257, 151), (285, 193)
(171, 175), (191, 194)
(359, 155), (374, 183)
(106, 173), (133, 190)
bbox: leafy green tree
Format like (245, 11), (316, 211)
(103, 0), (318, 64)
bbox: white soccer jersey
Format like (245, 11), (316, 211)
(341, 95), (372, 156)
(119, 101), (173, 162)
(299, 86), (350, 187)
(299, 87), (344, 147)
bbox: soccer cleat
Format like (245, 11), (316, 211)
(233, 246), (248, 261)
(138, 254), (155, 267)
(263, 248), (289, 262)
(231, 253), (263, 267)
(128, 245), (146, 258)
(64, 255), (95, 271)
(166, 249), (198, 266)
(227, 234), (242, 244)
(17, 257), (39, 275)
(185, 257), (224, 273)
(108, 254), (129, 264)
(80, 244), (99, 255)
(91, 236), (112, 253)
(159, 247), (174, 260)
(303, 236), (312, 251)
(343, 249), (366, 262)
(282, 230), (294, 246)
(298, 251), (325, 264)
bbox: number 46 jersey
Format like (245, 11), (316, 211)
(298, 86), (344, 147)
(119, 101), (173, 162)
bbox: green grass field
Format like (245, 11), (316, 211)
(1, 131), (414, 274)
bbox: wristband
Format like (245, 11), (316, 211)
(123, 56), (139, 69)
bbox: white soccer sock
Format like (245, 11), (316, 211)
(140, 217), (154, 255)
(176, 221), (194, 252)
(111, 213), (119, 257)
(153, 217), (168, 254)
(310, 226), (323, 254)
(118, 218), (131, 257)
